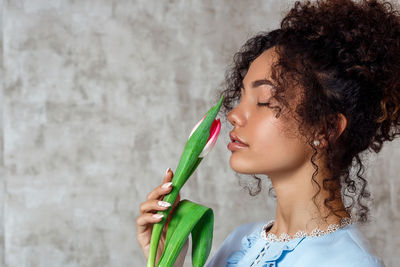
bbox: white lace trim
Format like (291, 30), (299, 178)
(259, 216), (355, 242)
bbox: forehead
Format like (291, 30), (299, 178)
(243, 47), (279, 84)
(243, 46), (305, 119)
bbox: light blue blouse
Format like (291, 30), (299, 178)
(205, 220), (385, 267)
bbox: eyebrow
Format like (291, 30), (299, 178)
(241, 79), (275, 91)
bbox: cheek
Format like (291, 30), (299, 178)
(252, 119), (308, 165)
(252, 119), (283, 154)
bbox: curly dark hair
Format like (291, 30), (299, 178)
(215, 0), (400, 224)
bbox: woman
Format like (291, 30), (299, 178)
(137, 0), (400, 266)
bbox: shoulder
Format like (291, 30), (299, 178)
(227, 221), (265, 240)
(296, 224), (385, 267)
(217, 220), (266, 249)
(205, 220), (266, 267)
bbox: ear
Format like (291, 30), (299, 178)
(318, 113), (347, 148)
(334, 113), (347, 141)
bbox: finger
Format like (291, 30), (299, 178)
(136, 213), (165, 234)
(146, 171), (173, 200)
(139, 199), (172, 214)
(162, 168), (174, 184)
(146, 182), (173, 201)
(158, 169), (175, 202)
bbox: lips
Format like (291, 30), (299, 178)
(229, 132), (248, 146)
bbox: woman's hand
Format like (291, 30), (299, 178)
(136, 168), (188, 266)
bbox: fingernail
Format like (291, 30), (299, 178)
(165, 167), (170, 175)
(158, 201), (171, 207)
(162, 182), (173, 189)
(153, 214), (164, 219)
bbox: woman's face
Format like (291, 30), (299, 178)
(227, 47), (314, 177)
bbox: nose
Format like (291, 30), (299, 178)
(227, 105), (246, 127)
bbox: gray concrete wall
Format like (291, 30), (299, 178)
(1, 0), (4, 264)
(0, 0), (398, 266)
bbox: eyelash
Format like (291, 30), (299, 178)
(257, 102), (271, 107)
(240, 88), (272, 107)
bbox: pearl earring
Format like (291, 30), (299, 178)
(313, 140), (320, 147)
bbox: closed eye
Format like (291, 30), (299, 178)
(257, 102), (271, 107)
(258, 101), (283, 118)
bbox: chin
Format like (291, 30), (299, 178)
(229, 155), (259, 174)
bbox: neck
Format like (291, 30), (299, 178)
(268, 158), (350, 236)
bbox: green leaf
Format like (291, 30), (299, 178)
(157, 200), (214, 267)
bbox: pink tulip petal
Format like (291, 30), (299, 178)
(199, 119), (221, 158)
(209, 119), (221, 141)
(188, 114), (207, 140)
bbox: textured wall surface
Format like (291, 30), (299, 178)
(0, 0), (399, 266)
(1, 0), (4, 264)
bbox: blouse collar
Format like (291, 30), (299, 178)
(259, 216), (355, 243)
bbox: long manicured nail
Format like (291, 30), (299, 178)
(165, 167), (170, 176)
(162, 182), (172, 189)
(158, 201), (171, 207)
(152, 214), (164, 219)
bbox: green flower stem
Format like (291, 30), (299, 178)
(146, 95), (224, 267)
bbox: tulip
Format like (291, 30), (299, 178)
(147, 95), (224, 267)
(189, 115), (221, 158)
